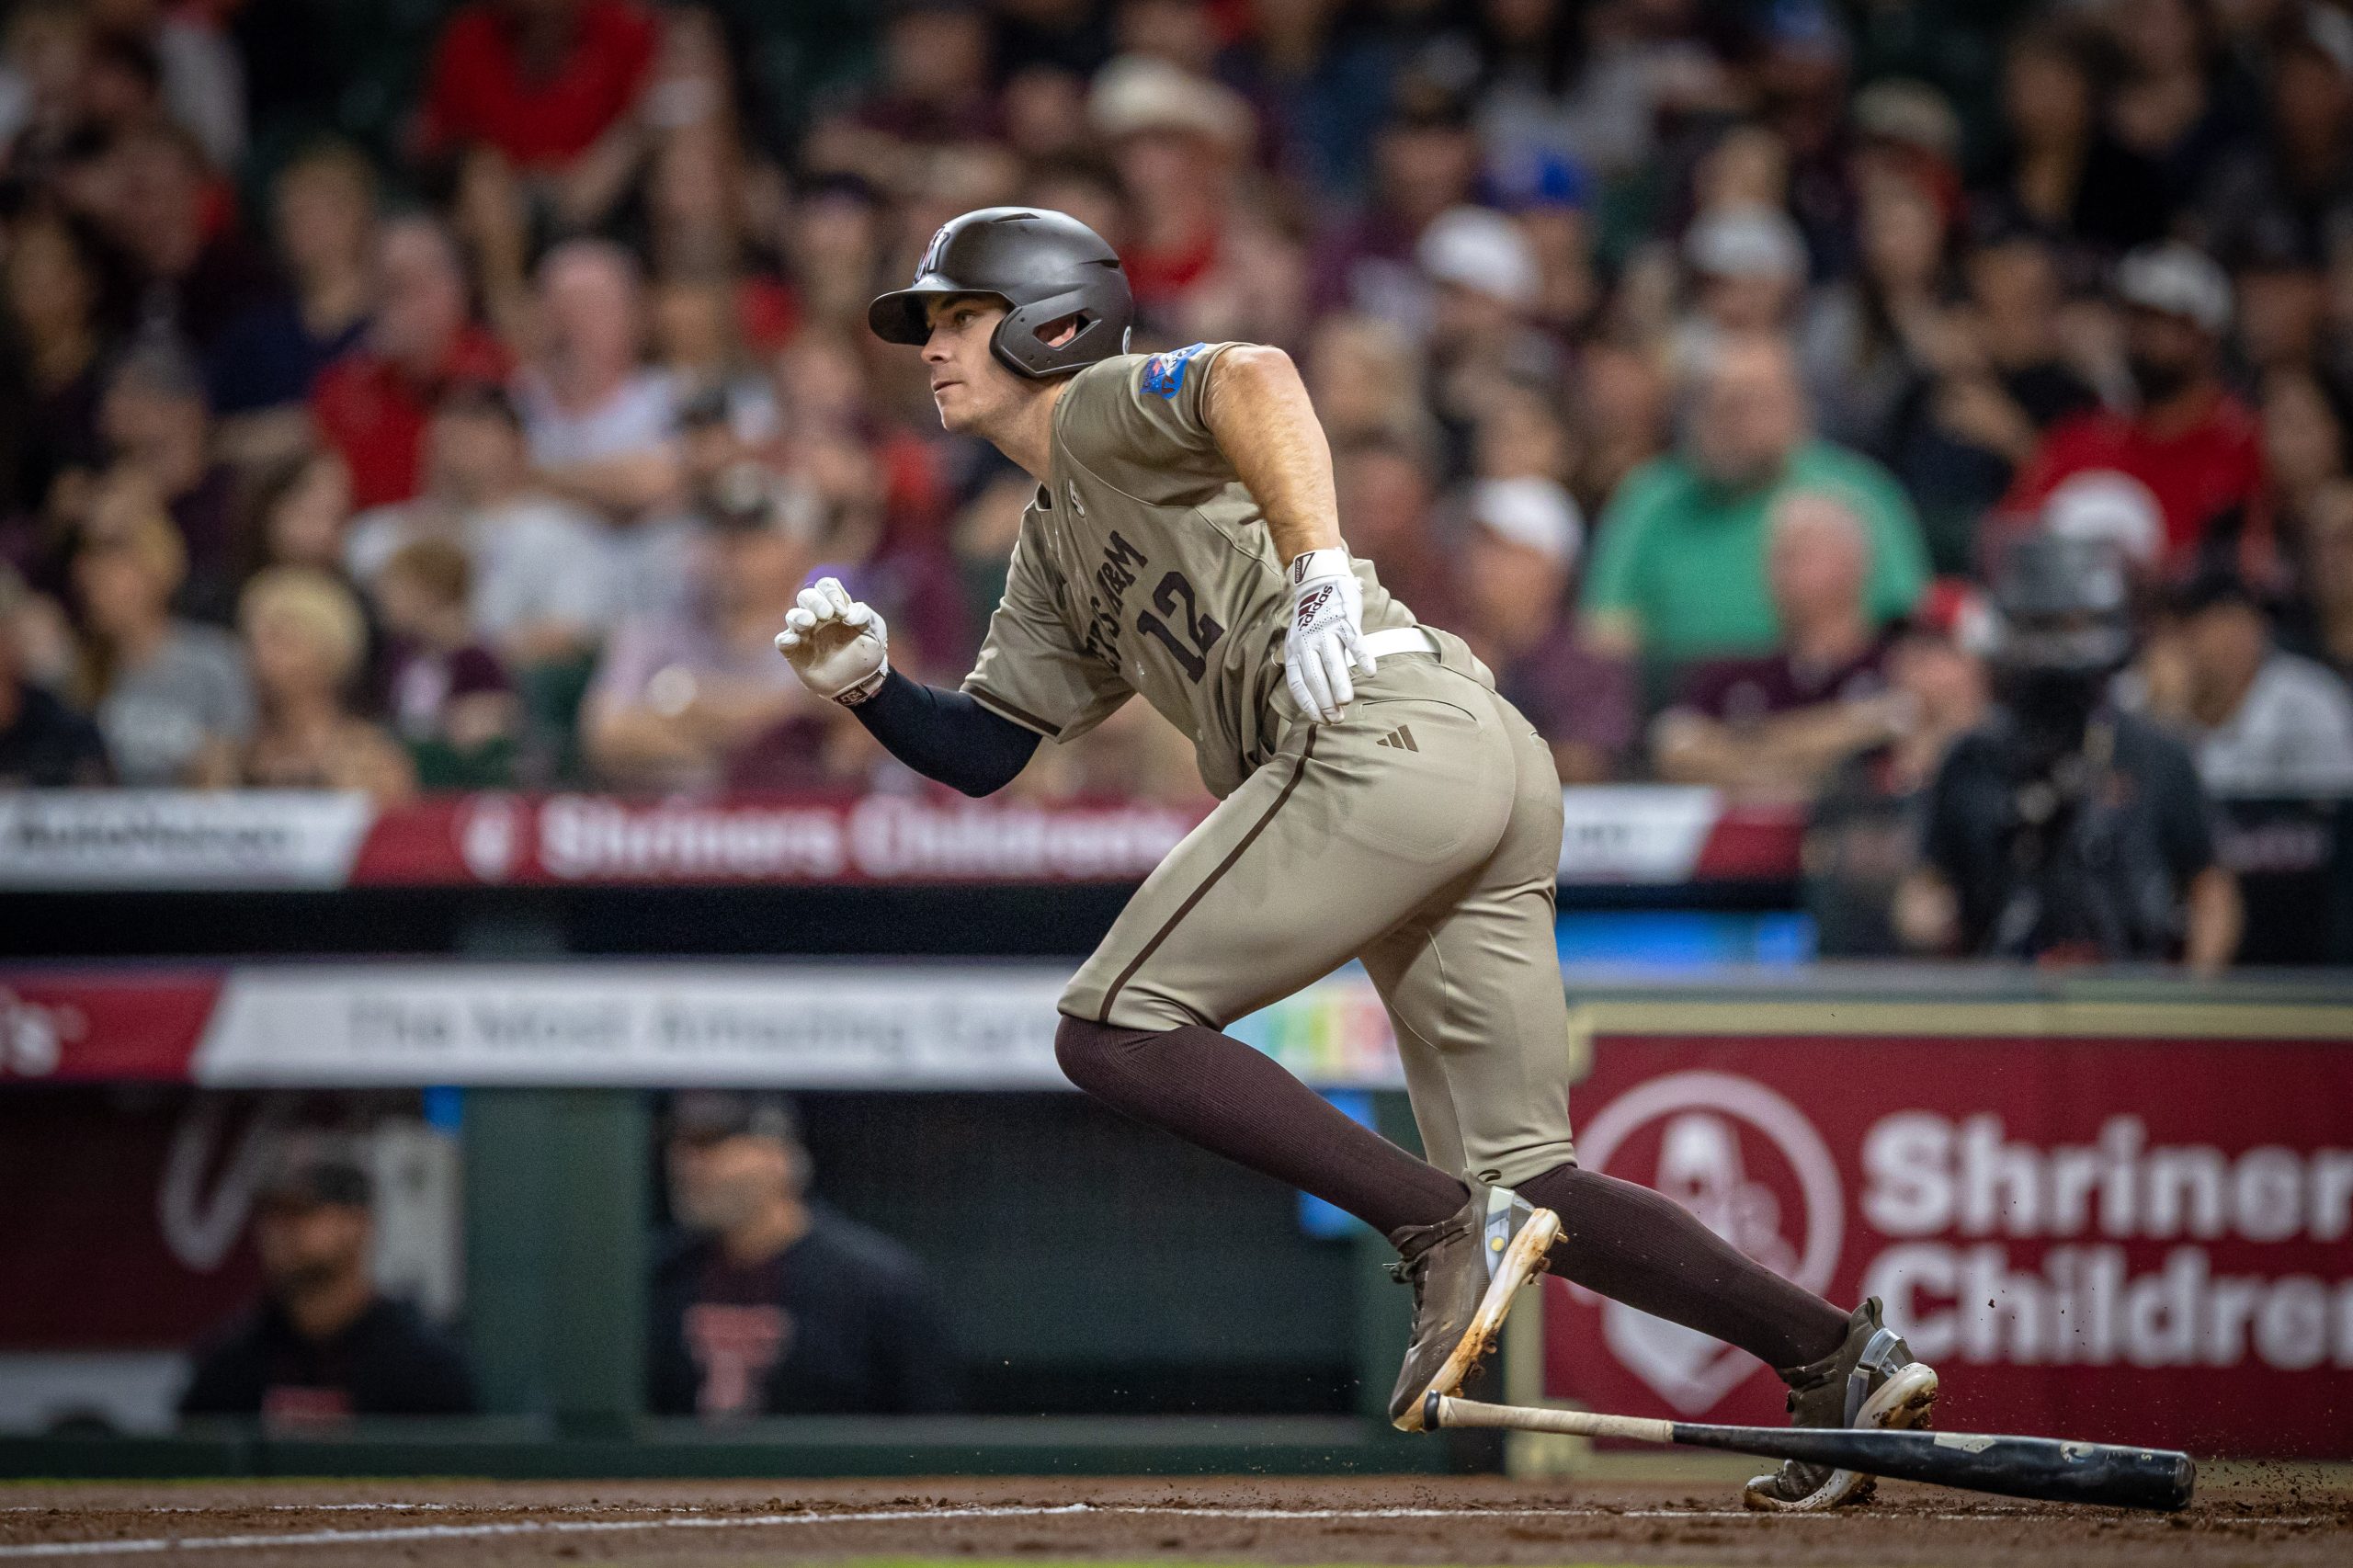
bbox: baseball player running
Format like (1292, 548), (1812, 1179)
(779, 208), (1937, 1509)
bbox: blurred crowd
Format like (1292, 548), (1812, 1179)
(2, 0), (2353, 833)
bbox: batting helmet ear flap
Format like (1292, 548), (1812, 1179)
(992, 280), (1128, 378)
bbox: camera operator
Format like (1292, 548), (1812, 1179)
(1897, 533), (2241, 972)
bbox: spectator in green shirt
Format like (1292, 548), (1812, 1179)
(1579, 334), (1930, 683)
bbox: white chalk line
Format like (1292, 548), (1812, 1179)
(0, 1500), (2333, 1557)
(0, 1506), (688, 1517)
(0, 1508), (470, 1517)
(5, 1505), (1072, 1558)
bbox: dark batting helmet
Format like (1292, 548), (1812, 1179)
(868, 207), (1133, 379)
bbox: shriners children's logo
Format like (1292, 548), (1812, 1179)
(1571, 1072), (1845, 1414)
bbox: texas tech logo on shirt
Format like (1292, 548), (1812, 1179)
(684, 1302), (792, 1417)
(260, 1385), (355, 1427)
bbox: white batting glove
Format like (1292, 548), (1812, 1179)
(775, 576), (890, 704)
(1284, 548), (1377, 723)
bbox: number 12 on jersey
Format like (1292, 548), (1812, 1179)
(1135, 571), (1225, 683)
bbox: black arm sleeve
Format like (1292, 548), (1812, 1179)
(850, 669), (1042, 797)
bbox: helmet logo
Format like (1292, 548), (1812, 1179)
(917, 225), (952, 280)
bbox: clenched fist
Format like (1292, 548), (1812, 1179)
(775, 577), (891, 704)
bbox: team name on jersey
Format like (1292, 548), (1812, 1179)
(1079, 530), (1151, 669)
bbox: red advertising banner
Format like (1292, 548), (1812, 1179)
(1, 971), (222, 1082)
(1543, 1033), (2353, 1457)
(0, 1091), (265, 1349)
(350, 792), (1209, 886)
(0, 788), (1806, 890)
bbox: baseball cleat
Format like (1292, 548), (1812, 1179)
(1743, 1297), (1939, 1511)
(1386, 1184), (1561, 1430)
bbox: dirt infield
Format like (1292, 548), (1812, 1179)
(2, 1472), (2347, 1566)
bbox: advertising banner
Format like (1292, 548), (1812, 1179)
(0, 964), (1410, 1090)
(0, 789), (1803, 891)
(0, 791), (373, 889)
(1542, 1028), (2353, 1457)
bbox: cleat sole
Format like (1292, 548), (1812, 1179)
(1392, 1207), (1561, 1431)
(1744, 1363), (1940, 1513)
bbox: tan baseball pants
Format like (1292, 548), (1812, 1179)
(1060, 647), (1578, 1187)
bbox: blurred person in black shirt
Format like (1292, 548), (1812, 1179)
(180, 1147), (477, 1424)
(649, 1092), (953, 1419)
(1974, 20), (2174, 264)
(0, 564), (108, 785)
(1897, 532), (2240, 971)
(1805, 580), (1995, 956)
(84, 123), (276, 358)
(2190, 5), (2353, 313)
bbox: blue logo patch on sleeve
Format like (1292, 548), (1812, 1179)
(1142, 342), (1209, 399)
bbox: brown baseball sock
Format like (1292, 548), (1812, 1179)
(1052, 1019), (1849, 1370)
(1517, 1163), (1848, 1371)
(1054, 1016), (1471, 1236)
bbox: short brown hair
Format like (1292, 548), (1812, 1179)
(380, 536), (472, 607)
(79, 472), (188, 591)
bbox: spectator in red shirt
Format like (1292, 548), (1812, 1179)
(419, 0), (657, 173)
(2003, 242), (2268, 577)
(310, 217), (512, 512)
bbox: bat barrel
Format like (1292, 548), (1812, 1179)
(1670, 1423), (2197, 1513)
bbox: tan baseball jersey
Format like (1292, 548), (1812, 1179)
(960, 341), (1425, 799)
(954, 339), (1577, 1185)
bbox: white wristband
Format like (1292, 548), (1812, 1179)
(1289, 547), (1349, 585)
(833, 660), (891, 707)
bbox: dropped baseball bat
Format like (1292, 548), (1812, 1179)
(1424, 1393), (2195, 1512)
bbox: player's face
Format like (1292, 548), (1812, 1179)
(667, 1134), (790, 1233)
(254, 1202), (369, 1296)
(921, 295), (1021, 433)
